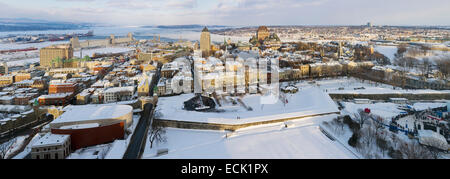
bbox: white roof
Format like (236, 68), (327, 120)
(104, 86), (134, 93)
(51, 104), (132, 124)
(38, 93), (72, 99)
(32, 133), (70, 148)
(60, 123), (100, 130)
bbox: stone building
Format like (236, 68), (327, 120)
(31, 133), (71, 159)
(200, 27), (211, 57)
(257, 26), (270, 41)
(103, 86), (135, 103)
(0, 75), (14, 87)
(0, 62), (8, 75)
(49, 83), (77, 94)
(39, 45), (74, 68)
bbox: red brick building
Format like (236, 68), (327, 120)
(49, 83), (76, 94)
(38, 93), (73, 106)
(14, 93), (39, 105)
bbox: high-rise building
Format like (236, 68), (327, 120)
(0, 62), (8, 75)
(200, 27), (211, 57)
(338, 42), (344, 58)
(40, 44), (74, 68)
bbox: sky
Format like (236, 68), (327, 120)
(0, 0), (449, 26)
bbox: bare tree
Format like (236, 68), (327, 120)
(390, 133), (398, 149)
(394, 44), (408, 59)
(419, 58), (431, 78)
(360, 123), (377, 148)
(435, 57), (450, 80)
(331, 117), (345, 136)
(354, 109), (370, 128)
(154, 108), (163, 119)
(426, 146), (442, 159)
(148, 121), (167, 149)
(0, 138), (17, 159)
(373, 116), (385, 135)
(405, 57), (418, 70)
(406, 47), (421, 58)
(399, 141), (433, 159)
(376, 136), (389, 157)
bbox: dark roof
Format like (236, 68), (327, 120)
(202, 27), (209, 32)
(258, 26), (269, 32)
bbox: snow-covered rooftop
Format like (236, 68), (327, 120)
(59, 123), (100, 130)
(31, 133), (70, 148)
(51, 104), (132, 124)
(157, 87), (339, 125)
(104, 86), (134, 93)
(38, 93), (73, 99)
(143, 114), (356, 159)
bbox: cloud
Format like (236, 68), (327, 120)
(0, 0), (449, 26)
(166, 0), (198, 9)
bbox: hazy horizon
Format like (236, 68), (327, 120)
(0, 0), (449, 27)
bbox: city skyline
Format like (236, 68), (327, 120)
(0, 0), (449, 26)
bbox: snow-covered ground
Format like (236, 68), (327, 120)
(143, 114), (357, 159)
(374, 45), (450, 64)
(341, 102), (404, 120)
(6, 57), (39, 67)
(396, 115), (415, 131)
(67, 144), (111, 159)
(341, 101), (447, 130)
(73, 47), (133, 58)
(2, 46), (133, 67)
(157, 86), (339, 125)
(103, 114), (140, 159)
(11, 133), (42, 159)
(412, 102), (447, 111)
(295, 77), (450, 94)
(1, 135), (28, 159)
(374, 45), (397, 63)
(0, 41), (68, 51)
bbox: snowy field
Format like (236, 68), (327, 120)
(295, 77), (450, 94)
(143, 114), (357, 159)
(341, 102), (404, 120)
(67, 144), (111, 159)
(2, 46), (133, 67)
(6, 57), (39, 67)
(374, 45), (450, 62)
(412, 102), (447, 111)
(341, 101), (447, 120)
(374, 45), (397, 63)
(341, 101), (447, 130)
(156, 87), (339, 125)
(73, 47), (133, 58)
